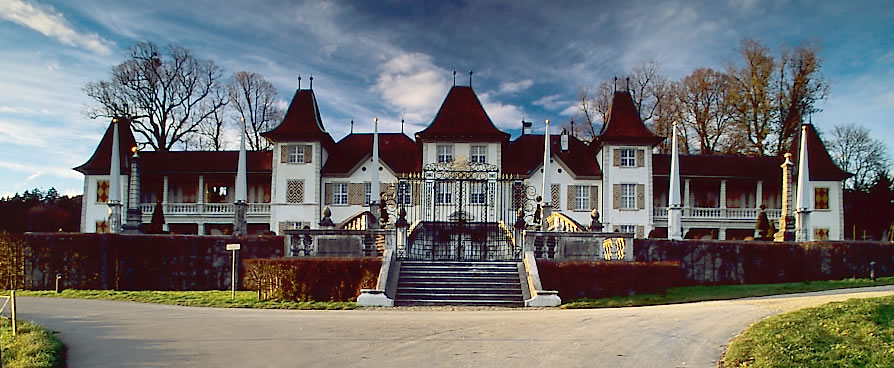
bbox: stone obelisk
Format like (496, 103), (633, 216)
(233, 117), (248, 235)
(795, 125), (812, 242)
(108, 118), (123, 233)
(541, 119), (552, 231)
(668, 121), (683, 240)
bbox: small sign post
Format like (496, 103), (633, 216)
(226, 243), (241, 299)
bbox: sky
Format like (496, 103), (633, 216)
(1, 0), (892, 198)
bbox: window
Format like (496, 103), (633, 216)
(620, 149), (635, 167)
(96, 179), (110, 203)
(814, 187), (829, 210)
(814, 228), (830, 241)
(286, 180), (304, 203)
(333, 183), (348, 205)
(288, 145), (304, 163)
(470, 145), (487, 163)
(470, 182), (487, 204)
(621, 184), (636, 209)
(618, 225), (636, 234)
(397, 181), (412, 205)
(364, 182), (372, 206)
(437, 145), (454, 163)
(575, 185), (590, 210)
(436, 182), (452, 204)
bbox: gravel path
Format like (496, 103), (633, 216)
(17, 285), (894, 368)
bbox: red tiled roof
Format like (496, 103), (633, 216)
(504, 134), (601, 178)
(262, 89), (336, 150)
(595, 91), (664, 146)
(415, 86), (510, 142)
(139, 151), (272, 174)
(74, 118), (138, 175)
(788, 124), (852, 181)
(321, 133), (421, 175)
(652, 154), (782, 181)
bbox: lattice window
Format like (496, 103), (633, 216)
(814, 187), (829, 210)
(574, 185), (590, 210)
(286, 180), (304, 203)
(437, 145), (454, 163)
(621, 184), (636, 209)
(289, 145), (304, 163)
(96, 179), (110, 203)
(333, 183), (348, 205)
(364, 182), (372, 206)
(470, 182), (487, 204)
(397, 181), (412, 205)
(436, 182), (452, 204)
(470, 145), (487, 163)
(620, 149), (635, 167)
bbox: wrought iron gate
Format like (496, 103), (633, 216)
(394, 160), (538, 261)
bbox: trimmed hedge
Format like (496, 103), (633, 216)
(537, 260), (684, 299)
(635, 239), (894, 285)
(244, 258), (380, 302)
(10, 233), (283, 290)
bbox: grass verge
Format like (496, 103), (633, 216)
(721, 295), (894, 367)
(1, 317), (64, 368)
(562, 276), (894, 309)
(15, 290), (358, 310)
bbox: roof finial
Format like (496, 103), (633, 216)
(298, 75), (302, 90)
(626, 76), (630, 92)
(453, 71), (456, 86)
(309, 75), (313, 90)
(613, 76), (617, 92)
(350, 120), (354, 134)
(469, 70), (473, 88)
(401, 118), (405, 133)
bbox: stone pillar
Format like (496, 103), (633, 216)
(719, 180), (727, 209)
(123, 149), (143, 234)
(774, 153), (796, 242)
(755, 180), (763, 208)
(197, 175), (204, 213)
(683, 179), (691, 214)
(162, 175), (169, 232)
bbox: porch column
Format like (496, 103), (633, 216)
(197, 175), (205, 214)
(719, 180), (727, 209)
(683, 179), (691, 213)
(162, 175), (169, 232)
(755, 180), (763, 208)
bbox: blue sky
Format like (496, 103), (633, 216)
(1, 0), (892, 197)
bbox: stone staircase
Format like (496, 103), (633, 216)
(395, 261), (525, 306)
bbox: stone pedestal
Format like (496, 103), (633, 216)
(774, 153), (796, 242)
(234, 201), (247, 235)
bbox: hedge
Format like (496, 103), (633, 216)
(244, 258), (381, 302)
(537, 260), (684, 299)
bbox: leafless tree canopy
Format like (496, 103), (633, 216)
(229, 71), (283, 151)
(84, 41), (228, 151)
(675, 68), (737, 154)
(826, 123), (890, 191)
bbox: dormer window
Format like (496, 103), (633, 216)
(437, 145), (454, 163)
(620, 149), (635, 167)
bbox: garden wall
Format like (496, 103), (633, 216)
(537, 261), (684, 299)
(635, 239), (894, 285)
(243, 258), (381, 302)
(9, 233), (284, 290)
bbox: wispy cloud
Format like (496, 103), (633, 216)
(0, 0), (114, 55)
(497, 79), (533, 95)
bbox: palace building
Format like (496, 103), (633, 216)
(76, 84), (849, 241)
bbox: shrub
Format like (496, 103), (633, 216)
(244, 258), (381, 302)
(537, 260), (684, 299)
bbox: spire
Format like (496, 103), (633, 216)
(371, 117), (380, 206)
(235, 117), (247, 203)
(796, 125), (812, 241)
(668, 121), (683, 240)
(298, 75), (301, 89)
(108, 117), (122, 233)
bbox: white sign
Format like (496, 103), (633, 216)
(226, 243), (241, 251)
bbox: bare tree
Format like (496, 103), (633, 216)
(826, 123), (890, 191)
(84, 41), (228, 151)
(728, 39), (777, 156)
(229, 71), (283, 151)
(575, 81), (613, 141)
(676, 68), (737, 154)
(773, 41), (830, 156)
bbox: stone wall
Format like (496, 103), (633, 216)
(20, 233), (284, 290)
(635, 239), (894, 285)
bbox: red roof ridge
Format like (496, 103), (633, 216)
(416, 86), (510, 142)
(788, 123), (851, 181)
(596, 91), (663, 146)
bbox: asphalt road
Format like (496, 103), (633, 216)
(17, 285), (894, 368)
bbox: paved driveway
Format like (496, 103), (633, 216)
(17, 285), (894, 368)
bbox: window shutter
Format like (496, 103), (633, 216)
(280, 145), (289, 163)
(412, 182), (422, 205)
(566, 185), (575, 210)
(613, 149), (621, 166)
(551, 184), (560, 208)
(304, 144), (313, 163)
(590, 185), (598, 210)
(636, 149), (645, 167)
(637, 184), (645, 209)
(348, 183), (364, 205)
(636, 225), (644, 238)
(324, 183), (333, 205)
(613, 184), (621, 209)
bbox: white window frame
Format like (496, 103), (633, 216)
(364, 182), (372, 206)
(575, 185), (590, 210)
(470, 182), (487, 204)
(397, 181), (412, 205)
(470, 145), (487, 164)
(619, 225), (636, 233)
(333, 183), (348, 205)
(288, 145), (305, 164)
(620, 148), (635, 167)
(437, 145), (454, 163)
(621, 183), (636, 209)
(436, 181), (452, 204)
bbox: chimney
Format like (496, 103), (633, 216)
(522, 120), (532, 135)
(560, 129), (569, 152)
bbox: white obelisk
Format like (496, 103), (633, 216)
(108, 118), (122, 233)
(668, 121), (683, 240)
(795, 125), (812, 242)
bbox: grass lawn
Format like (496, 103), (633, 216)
(721, 295), (894, 367)
(1, 317), (64, 368)
(15, 290), (358, 310)
(561, 276), (894, 309)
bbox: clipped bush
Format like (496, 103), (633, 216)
(244, 258), (381, 302)
(537, 260), (684, 299)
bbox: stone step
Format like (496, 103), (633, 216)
(398, 287), (522, 294)
(394, 260), (525, 307)
(395, 299), (524, 307)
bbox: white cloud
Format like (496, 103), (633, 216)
(497, 79), (533, 95)
(0, 0), (114, 55)
(478, 92), (526, 130)
(373, 53), (450, 125)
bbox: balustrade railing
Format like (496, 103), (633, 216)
(139, 202), (271, 216)
(653, 207), (782, 220)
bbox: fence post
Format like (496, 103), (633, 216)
(10, 290), (16, 336)
(870, 261), (877, 282)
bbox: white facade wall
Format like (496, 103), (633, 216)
(270, 141), (323, 231)
(81, 174), (130, 232)
(597, 144), (653, 238)
(794, 180), (844, 240)
(324, 158), (399, 225)
(421, 142), (502, 166)
(525, 158), (601, 227)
